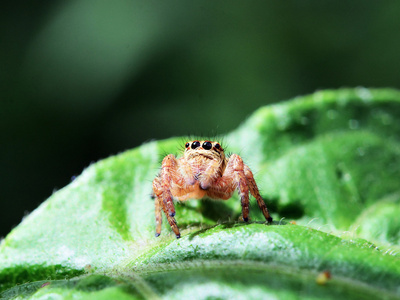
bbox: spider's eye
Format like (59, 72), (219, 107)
(202, 141), (212, 150)
(191, 141), (201, 149)
(185, 142), (190, 148)
(215, 143), (221, 150)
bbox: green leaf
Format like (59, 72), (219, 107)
(1, 88), (400, 299)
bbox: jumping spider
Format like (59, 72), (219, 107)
(152, 140), (273, 238)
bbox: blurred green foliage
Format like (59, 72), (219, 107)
(1, 1), (400, 237)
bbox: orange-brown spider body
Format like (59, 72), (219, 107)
(152, 140), (273, 238)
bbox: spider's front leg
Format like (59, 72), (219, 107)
(153, 176), (178, 237)
(206, 154), (251, 221)
(207, 154), (272, 223)
(228, 154), (252, 221)
(152, 154), (184, 238)
(244, 165), (273, 223)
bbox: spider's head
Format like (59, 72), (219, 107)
(184, 140), (225, 162)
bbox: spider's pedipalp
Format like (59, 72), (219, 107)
(198, 158), (221, 190)
(178, 157), (196, 186)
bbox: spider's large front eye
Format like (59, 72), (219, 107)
(202, 141), (212, 150)
(191, 141), (200, 149)
(185, 142), (190, 148)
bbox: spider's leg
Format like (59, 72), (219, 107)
(237, 171), (250, 222)
(160, 154), (179, 217)
(206, 181), (234, 200)
(207, 154), (250, 222)
(230, 155), (250, 222)
(155, 196), (162, 237)
(158, 154), (188, 238)
(162, 190), (176, 217)
(153, 175), (181, 238)
(244, 164), (273, 223)
(164, 209), (180, 238)
(152, 176), (164, 237)
(158, 191), (180, 238)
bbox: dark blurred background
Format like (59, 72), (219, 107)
(1, 1), (400, 237)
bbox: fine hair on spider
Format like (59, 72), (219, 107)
(152, 134), (273, 238)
